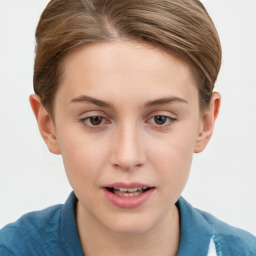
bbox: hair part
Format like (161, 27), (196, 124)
(34, 0), (222, 116)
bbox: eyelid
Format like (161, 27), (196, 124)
(78, 111), (111, 130)
(79, 116), (110, 131)
(148, 115), (176, 124)
(146, 111), (177, 120)
(78, 110), (109, 120)
(146, 112), (177, 128)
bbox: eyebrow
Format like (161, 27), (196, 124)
(70, 95), (113, 108)
(70, 95), (188, 108)
(145, 97), (188, 107)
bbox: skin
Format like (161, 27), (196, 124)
(30, 41), (220, 256)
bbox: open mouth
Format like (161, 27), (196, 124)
(103, 185), (155, 208)
(106, 187), (152, 197)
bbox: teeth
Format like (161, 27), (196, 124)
(119, 188), (128, 192)
(127, 188), (139, 192)
(111, 187), (149, 197)
(113, 187), (147, 192)
(123, 192), (140, 197)
(116, 191), (141, 197)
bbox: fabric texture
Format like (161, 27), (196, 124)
(0, 193), (84, 256)
(176, 197), (256, 256)
(0, 192), (255, 256)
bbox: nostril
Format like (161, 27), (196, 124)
(111, 156), (145, 171)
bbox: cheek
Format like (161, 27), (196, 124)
(148, 129), (197, 194)
(56, 129), (107, 188)
(150, 126), (196, 167)
(151, 139), (193, 179)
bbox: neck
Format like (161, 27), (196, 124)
(76, 202), (180, 256)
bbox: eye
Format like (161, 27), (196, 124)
(80, 116), (106, 127)
(153, 116), (169, 125)
(148, 115), (176, 127)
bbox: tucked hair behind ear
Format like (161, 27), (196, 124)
(34, 0), (221, 115)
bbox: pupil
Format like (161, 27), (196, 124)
(154, 116), (166, 125)
(90, 116), (102, 125)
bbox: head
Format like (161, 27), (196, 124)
(33, 0), (221, 116)
(30, 0), (221, 235)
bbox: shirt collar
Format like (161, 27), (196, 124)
(60, 193), (213, 256)
(60, 191), (84, 255)
(176, 197), (212, 256)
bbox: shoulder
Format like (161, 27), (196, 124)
(177, 197), (256, 255)
(0, 192), (84, 256)
(0, 204), (63, 255)
(197, 208), (256, 255)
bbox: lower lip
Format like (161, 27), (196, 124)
(103, 188), (155, 209)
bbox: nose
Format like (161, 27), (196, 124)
(110, 123), (145, 171)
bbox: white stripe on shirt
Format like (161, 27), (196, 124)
(207, 238), (218, 256)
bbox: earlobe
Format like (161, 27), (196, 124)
(29, 94), (61, 155)
(194, 92), (221, 153)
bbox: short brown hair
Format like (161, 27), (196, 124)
(34, 0), (221, 115)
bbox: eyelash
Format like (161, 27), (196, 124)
(79, 115), (176, 130)
(147, 115), (176, 129)
(79, 116), (109, 130)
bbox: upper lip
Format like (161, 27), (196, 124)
(103, 182), (153, 189)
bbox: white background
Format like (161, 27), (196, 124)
(0, 0), (256, 235)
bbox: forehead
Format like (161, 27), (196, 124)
(57, 41), (198, 106)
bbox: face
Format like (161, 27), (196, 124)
(51, 41), (204, 234)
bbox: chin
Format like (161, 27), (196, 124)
(101, 213), (158, 235)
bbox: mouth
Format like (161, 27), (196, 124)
(103, 183), (155, 208)
(106, 187), (152, 197)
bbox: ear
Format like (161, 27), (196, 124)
(194, 92), (221, 153)
(29, 94), (61, 155)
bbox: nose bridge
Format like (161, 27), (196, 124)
(111, 120), (145, 170)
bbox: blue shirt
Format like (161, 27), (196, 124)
(0, 192), (255, 255)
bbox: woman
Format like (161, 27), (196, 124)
(0, 0), (255, 255)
